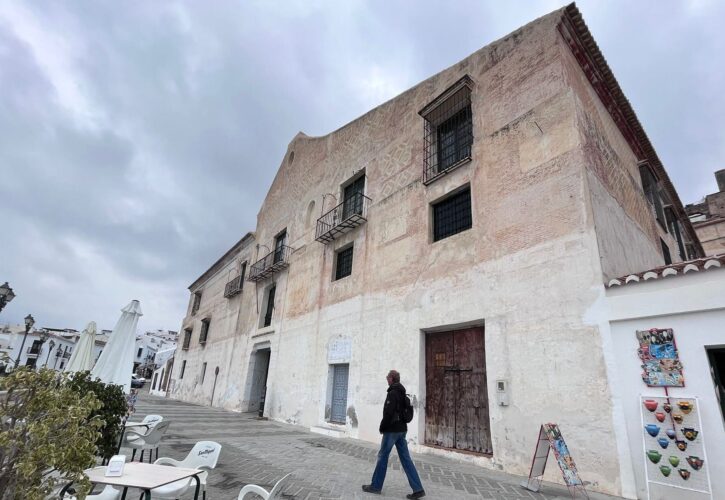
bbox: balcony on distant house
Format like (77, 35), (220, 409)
(224, 275), (243, 298)
(248, 245), (292, 282)
(315, 192), (371, 244)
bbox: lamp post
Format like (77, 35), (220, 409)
(0, 282), (15, 313)
(44, 340), (56, 368)
(13, 314), (35, 369)
(53, 346), (63, 370)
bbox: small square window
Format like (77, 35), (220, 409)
(335, 246), (354, 280)
(433, 187), (472, 241)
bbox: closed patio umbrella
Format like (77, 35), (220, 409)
(91, 300), (143, 393)
(64, 321), (97, 373)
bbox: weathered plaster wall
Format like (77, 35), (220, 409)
(164, 7), (695, 497)
(560, 37), (676, 281)
(250, 11), (629, 496)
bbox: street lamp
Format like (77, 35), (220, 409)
(53, 346), (63, 370)
(13, 314), (35, 369)
(0, 282), (15, 313)
(44, 340), (56, 368)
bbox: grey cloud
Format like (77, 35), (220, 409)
(1, 0), (723, 330)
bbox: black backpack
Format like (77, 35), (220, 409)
(401, 394), (414, 423)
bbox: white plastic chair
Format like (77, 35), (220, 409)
(123, 420), (170, 463)
(141, 414), (163, 428)
(238, 473), (292, 499)
(150, 441), (221, 500)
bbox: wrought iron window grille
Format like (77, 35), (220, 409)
(224, 275), (243, 298)
(420, 76), (474, 185)
(315, 192), (371, 244)
(334, 246), (354, 280)
(248, 245), (292, 282)
(433, 187), (472, 242)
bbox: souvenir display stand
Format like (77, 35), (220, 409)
(639, 396), (711, 499)
(635, 329), (712, 499)
(521, 423), (589, 499)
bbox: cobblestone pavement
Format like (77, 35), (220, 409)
(122, 392), (620, 500)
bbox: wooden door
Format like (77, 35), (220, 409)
(425, 327), (491, 454)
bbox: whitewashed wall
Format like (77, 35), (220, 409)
(606, 266), (725, 499)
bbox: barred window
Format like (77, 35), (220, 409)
(335, 246), (354, 280)
(433, 187), (472, 242)
(182, 328), (192, 350)
(199, 318), (210, 344)
(421, 76), (473, 184)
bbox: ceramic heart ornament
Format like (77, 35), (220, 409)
(666, 429), (676, 440)
(679, 469), (691, 480)
(645, 424), (660, 437)
(647, 450), (662, 464)
(677, 401), (694, 414)
(686, 456), (703, 471)
(673, 413), (684, 424)
(657, 437), (669, 449)
(655, 412), (666, 423)
(659, 465), (671, 477)
(663, 402), (672, 413)
(675, 440), (687, 452)
(669, 456), (680, 467)
(644, 400), (658, 412)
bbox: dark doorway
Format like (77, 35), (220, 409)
(248, 348), (271, 413)
(425, 327), (491, 454)
(707, 347), (725, 421)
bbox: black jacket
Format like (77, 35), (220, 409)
(379, 382), (407, 433)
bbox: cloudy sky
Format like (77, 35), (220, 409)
(1, 0), (723, 332)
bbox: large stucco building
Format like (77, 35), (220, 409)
(169, 5), (704, 497)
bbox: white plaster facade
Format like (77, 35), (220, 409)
(604, 257), (725, 499)
(169, 5), (706, 497)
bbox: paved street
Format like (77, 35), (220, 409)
(124, 392), (619, 500)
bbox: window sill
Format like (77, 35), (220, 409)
(253, 326), (275, 338)
(423, 156), (471, 186)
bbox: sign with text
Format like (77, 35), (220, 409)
(327, 338), (352, 364)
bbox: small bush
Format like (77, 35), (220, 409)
(65, 371), (127, 461)
(0, 368), (102, 499)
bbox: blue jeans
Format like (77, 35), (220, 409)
(370, 432), (424, 492)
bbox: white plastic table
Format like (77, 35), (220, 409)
(82, 463), (201, 500)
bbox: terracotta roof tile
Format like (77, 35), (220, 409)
(607, 255), (725, 288)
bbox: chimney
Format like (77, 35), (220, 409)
(716, 169), (725, 193)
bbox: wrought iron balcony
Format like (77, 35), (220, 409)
(224, 275), (243, 298)
(315, 192), (371, 244)
(248, 245), (292, 282)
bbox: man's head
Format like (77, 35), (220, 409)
(386, 370), (400, 386)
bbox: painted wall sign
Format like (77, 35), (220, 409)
(327, 338), (352, 364)
(636, 328), (684, 387)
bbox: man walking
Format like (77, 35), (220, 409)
(362, 370), (425, 498)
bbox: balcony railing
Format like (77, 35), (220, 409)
(315, 192), (371, 244)
(248, 245), (292, 282)
(224, 275), (243, 298)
